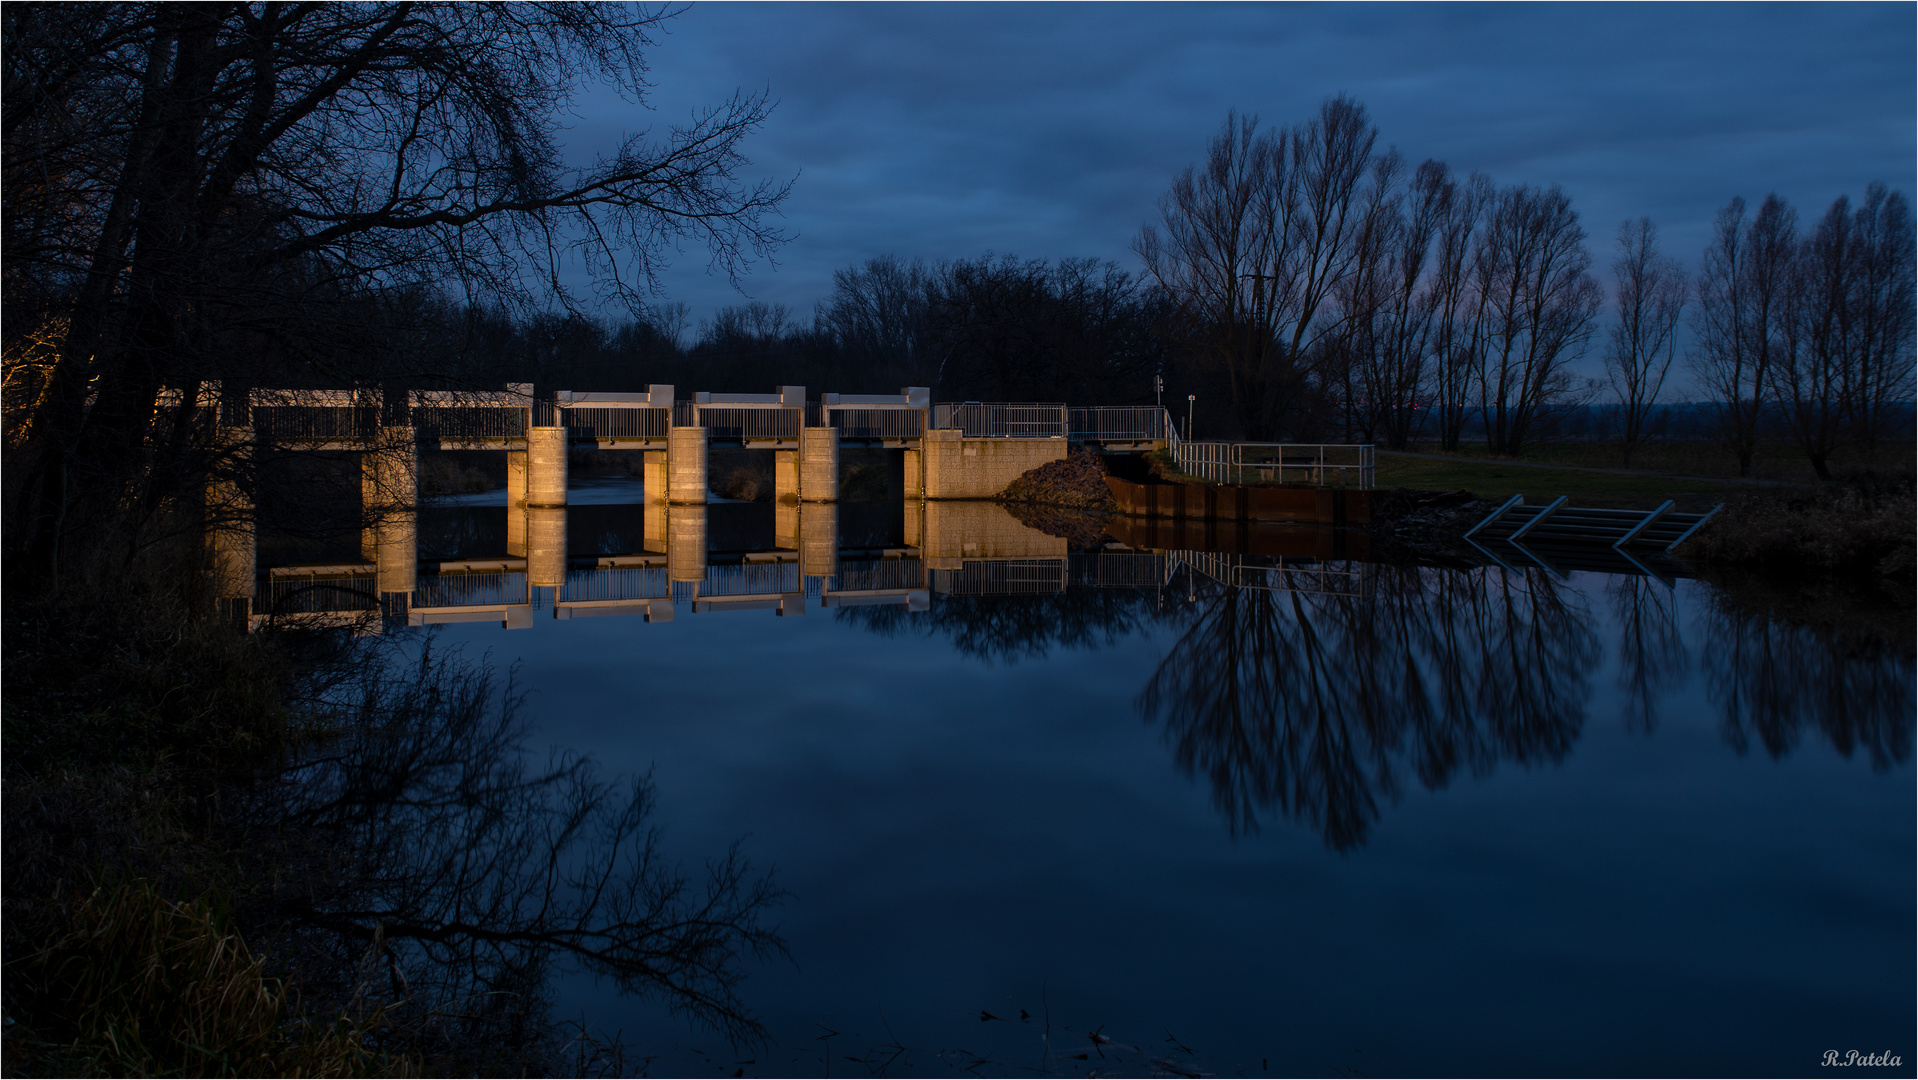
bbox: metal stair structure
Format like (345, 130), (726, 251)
(1463, 496), (1722, 582)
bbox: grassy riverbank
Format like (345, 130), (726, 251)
(1374, 452), (1743, 511)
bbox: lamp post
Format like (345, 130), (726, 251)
(1185, 394), (1195, 441)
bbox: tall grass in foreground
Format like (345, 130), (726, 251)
(6, 881), (401, 1077)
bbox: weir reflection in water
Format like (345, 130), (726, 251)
(250, 482), (1913, 1075)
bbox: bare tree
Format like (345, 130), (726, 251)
(3, 4), (789, 576)
(1323, 151), (1405, 443)
(1136, 96), (1382, 438)
(1603, 218), (1687, 465)
(1688, 195), (1797, 477)
(1469, 184), (1603, 456)
(1839, 183), (1916, 455)
(1775, 197), (1852, 480)
(821, 255), (938, 389)
(1425, 169), (1493, 452)
(1135, 111), (1291, 438)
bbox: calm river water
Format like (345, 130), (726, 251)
(363, 480), (1913, 1077)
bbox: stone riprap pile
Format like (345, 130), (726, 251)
(996, 449), (1118, 511)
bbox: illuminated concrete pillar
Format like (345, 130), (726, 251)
(903, 448), (922, 500)
(903, 498), (923, 551)
(643, 451), (668, 503)
(527, 506), (566, 588)
(208, 429), (255, 600)
(506, 449), (528, 503)
(668, 504), (707, 584)
(504, 447), (530, 556)
(775, 500), (800, 551)
(506, 498), (528, 557)
(526, 425), (567, 507)
(668, 425), (707, 504)
(644, 500), (668, 553)
(373, 509), (417, 595)
(774, 450), (799, 503)
(800, 504), (837, 580)
(799, 426), (837, 502)
(362, 426), (418, 509)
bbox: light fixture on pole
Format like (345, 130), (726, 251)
(1186, 394), (1195, 441)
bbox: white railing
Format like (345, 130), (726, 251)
(931, 403), (1067, 438)
(1170, 439), (1374, 489)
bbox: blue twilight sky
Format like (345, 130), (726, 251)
(562, 2), (1915, 352)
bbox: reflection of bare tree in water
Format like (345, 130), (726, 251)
(1139, 566), (1601, 850)
(238, 638), (784, 1069)
(1697, 587), (1914, 771)
(1608, 576), (1690, 733)
(840, 588), (1174, 663)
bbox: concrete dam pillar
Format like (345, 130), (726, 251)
(799, 426), (838, 502)
(506, 448), (531, 557)
(800, 504), (837, 580)
(361, 426), (418, 596)
(668, 425), (707, 504)
(526, 425), (568, 507)
(208, 427), (255, 600)
(506, 449), (529, 504)
(643, 451), (667, 504)
(362, 426), (419, 509)
(506, 499), (528, 558)
(775, 499), (800, 552)
(774, 449), (799, 503)
(669, 504), (707, 584)
(527, 506), (567, 589)
(371, 510), (418, 595)
(902, 448), (922, 500)
(644, 500), (668, 554)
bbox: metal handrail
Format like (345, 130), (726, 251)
(1170, 439), (1375, 489)
(698, 407), (802, 440)
(931, 403), (1067, 438)
(253, 405), (375, 442)
(1068, 406), (1170, 441)
(560, 407), (668, 439)
(416, 406), (528, 439)
(830, 558), (927, 592)
(828, 408), (925, 439)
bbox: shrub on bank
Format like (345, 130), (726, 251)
(1679, 474), (1916, 587)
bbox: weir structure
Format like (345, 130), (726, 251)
(204, 383), (1382, 630)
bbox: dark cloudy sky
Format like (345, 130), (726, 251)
(568, 2), (1915, 339)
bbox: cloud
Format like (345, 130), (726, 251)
(562, 2), (1915, 333)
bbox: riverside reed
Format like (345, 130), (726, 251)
(2, 563), (405, 1076)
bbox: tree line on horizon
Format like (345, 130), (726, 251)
(420, 94), (1915, 482)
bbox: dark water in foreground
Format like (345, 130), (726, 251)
(339, 484), (1913, 1077)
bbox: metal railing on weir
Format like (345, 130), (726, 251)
(932, 403), (1068, 438)
(828, 408), (926, 439)
(1169, 438), (1375, 490)
(1068, 406), (1171, 441)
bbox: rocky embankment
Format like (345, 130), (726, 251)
(996, 449), (1120, 549)
(1360, 488), (1489, 562)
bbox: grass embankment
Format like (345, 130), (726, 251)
(1405, 439), (1912, 485)
(1374, 452), (1740, 511)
